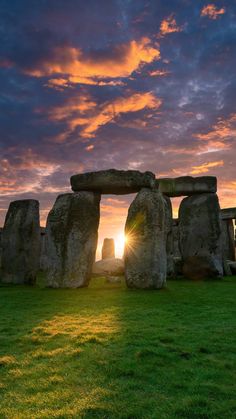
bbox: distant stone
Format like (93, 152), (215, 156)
(1, 200), (40, 284)
(106, 276), (122, 284)
(92, 258), (124, 276)
(179, 193), (223, 280)
(71, 169), (155, 194)
(45, 192), (100, 288)
(102, 238), (115, 259)
(221, 207), (236, 220)
(156, 176), (217, 197)
(221, 219), (235, 262)
(124, 188), (167, 289)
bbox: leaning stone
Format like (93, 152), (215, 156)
(221, 207), (236, 220)
(124, 188), (167, 289)
(102, 238), (115, 259)
(221, 219), (235, 261)
(1, 200), (40, 284)
(156, 176), (217, 197)
(92, 258), (124, 276)
(179, 193), (223, 280)
(71, 169), (155, 194)
(45, 192), (100, 288)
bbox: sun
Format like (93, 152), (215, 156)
(115, 232), (127, 258)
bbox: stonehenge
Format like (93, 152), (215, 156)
(1, 200), (40, 284)
(179, 194), (223, 280)
(0, 169), (235, 288)
(44, 192), (100, 288)
(102, 238), (115, 259)
(124, 189), (167, 289)
(71, 169), (155, 194)
(156, 176), (217, 197)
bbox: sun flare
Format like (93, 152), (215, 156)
(115, 232), (127, 258)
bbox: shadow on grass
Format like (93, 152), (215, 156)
(0, 276), (235, 418)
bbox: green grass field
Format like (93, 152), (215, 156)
(0, 277), (235, 419)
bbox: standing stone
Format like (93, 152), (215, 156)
(0, 228), (3, 269)
(39, 227), (47, 270)
(1, 200), (40, 284)
(124, 188), (167, 289)
(102, 238), (115, 259)
(173, 219), (181, 258)
(221, 219), (235, 261)
(45, 192), (100, 288)
(179, 193), (223, 280)
(164, 196), (175, 278)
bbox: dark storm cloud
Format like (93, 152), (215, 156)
(0, 0), (236, 230)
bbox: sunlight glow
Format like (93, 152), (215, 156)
(115, 232), (127, 258)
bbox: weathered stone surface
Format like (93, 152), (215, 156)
(156, 176), (217, 197)
(179, 193), (223, 280)
(71, 169), (155, 194)
(92, 258), (124, 276)
(221, 207), (236, 220)
(173, 220), (181, 258)
(45, 192), (100, 288)
(39, 227), (46, 271)
(221, 219), (235, 262)
(0, 227), (3, 269)
(124, 188), (167, 289)
(102, 238), (115, 259)
(227, 261), (236, 274)
(164, 196), (175, 278)
(173, 256), (184, 276)
(1, 200), (40, 284)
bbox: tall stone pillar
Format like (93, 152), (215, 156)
(221, 219), (235, 261)
(1, 200), (40, 284)
(45, 192), (100, 288)
(164, 196), (175, 278)
(124, 188), (167, 289)
(179, 193), (223, 280)
(102, 238), (115, 259)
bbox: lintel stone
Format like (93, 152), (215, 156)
(155, 176), (217, 197)
(71, 169), (155, 194)
(221, 207), (236, 220)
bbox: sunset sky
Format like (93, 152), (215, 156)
(0, 0), (236, 257)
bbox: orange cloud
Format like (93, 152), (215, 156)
(50, 91), (162, 138)
(190, 160), (224, 175)
(201, 4), (225, 19)
(159, 15), (182, 36)
(194, 114), (236, 154)
(49, 94), (96, 121)
(149, 69), (170, 76)
(196, 114), (236, 142)
(26, 38), (160, 85)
